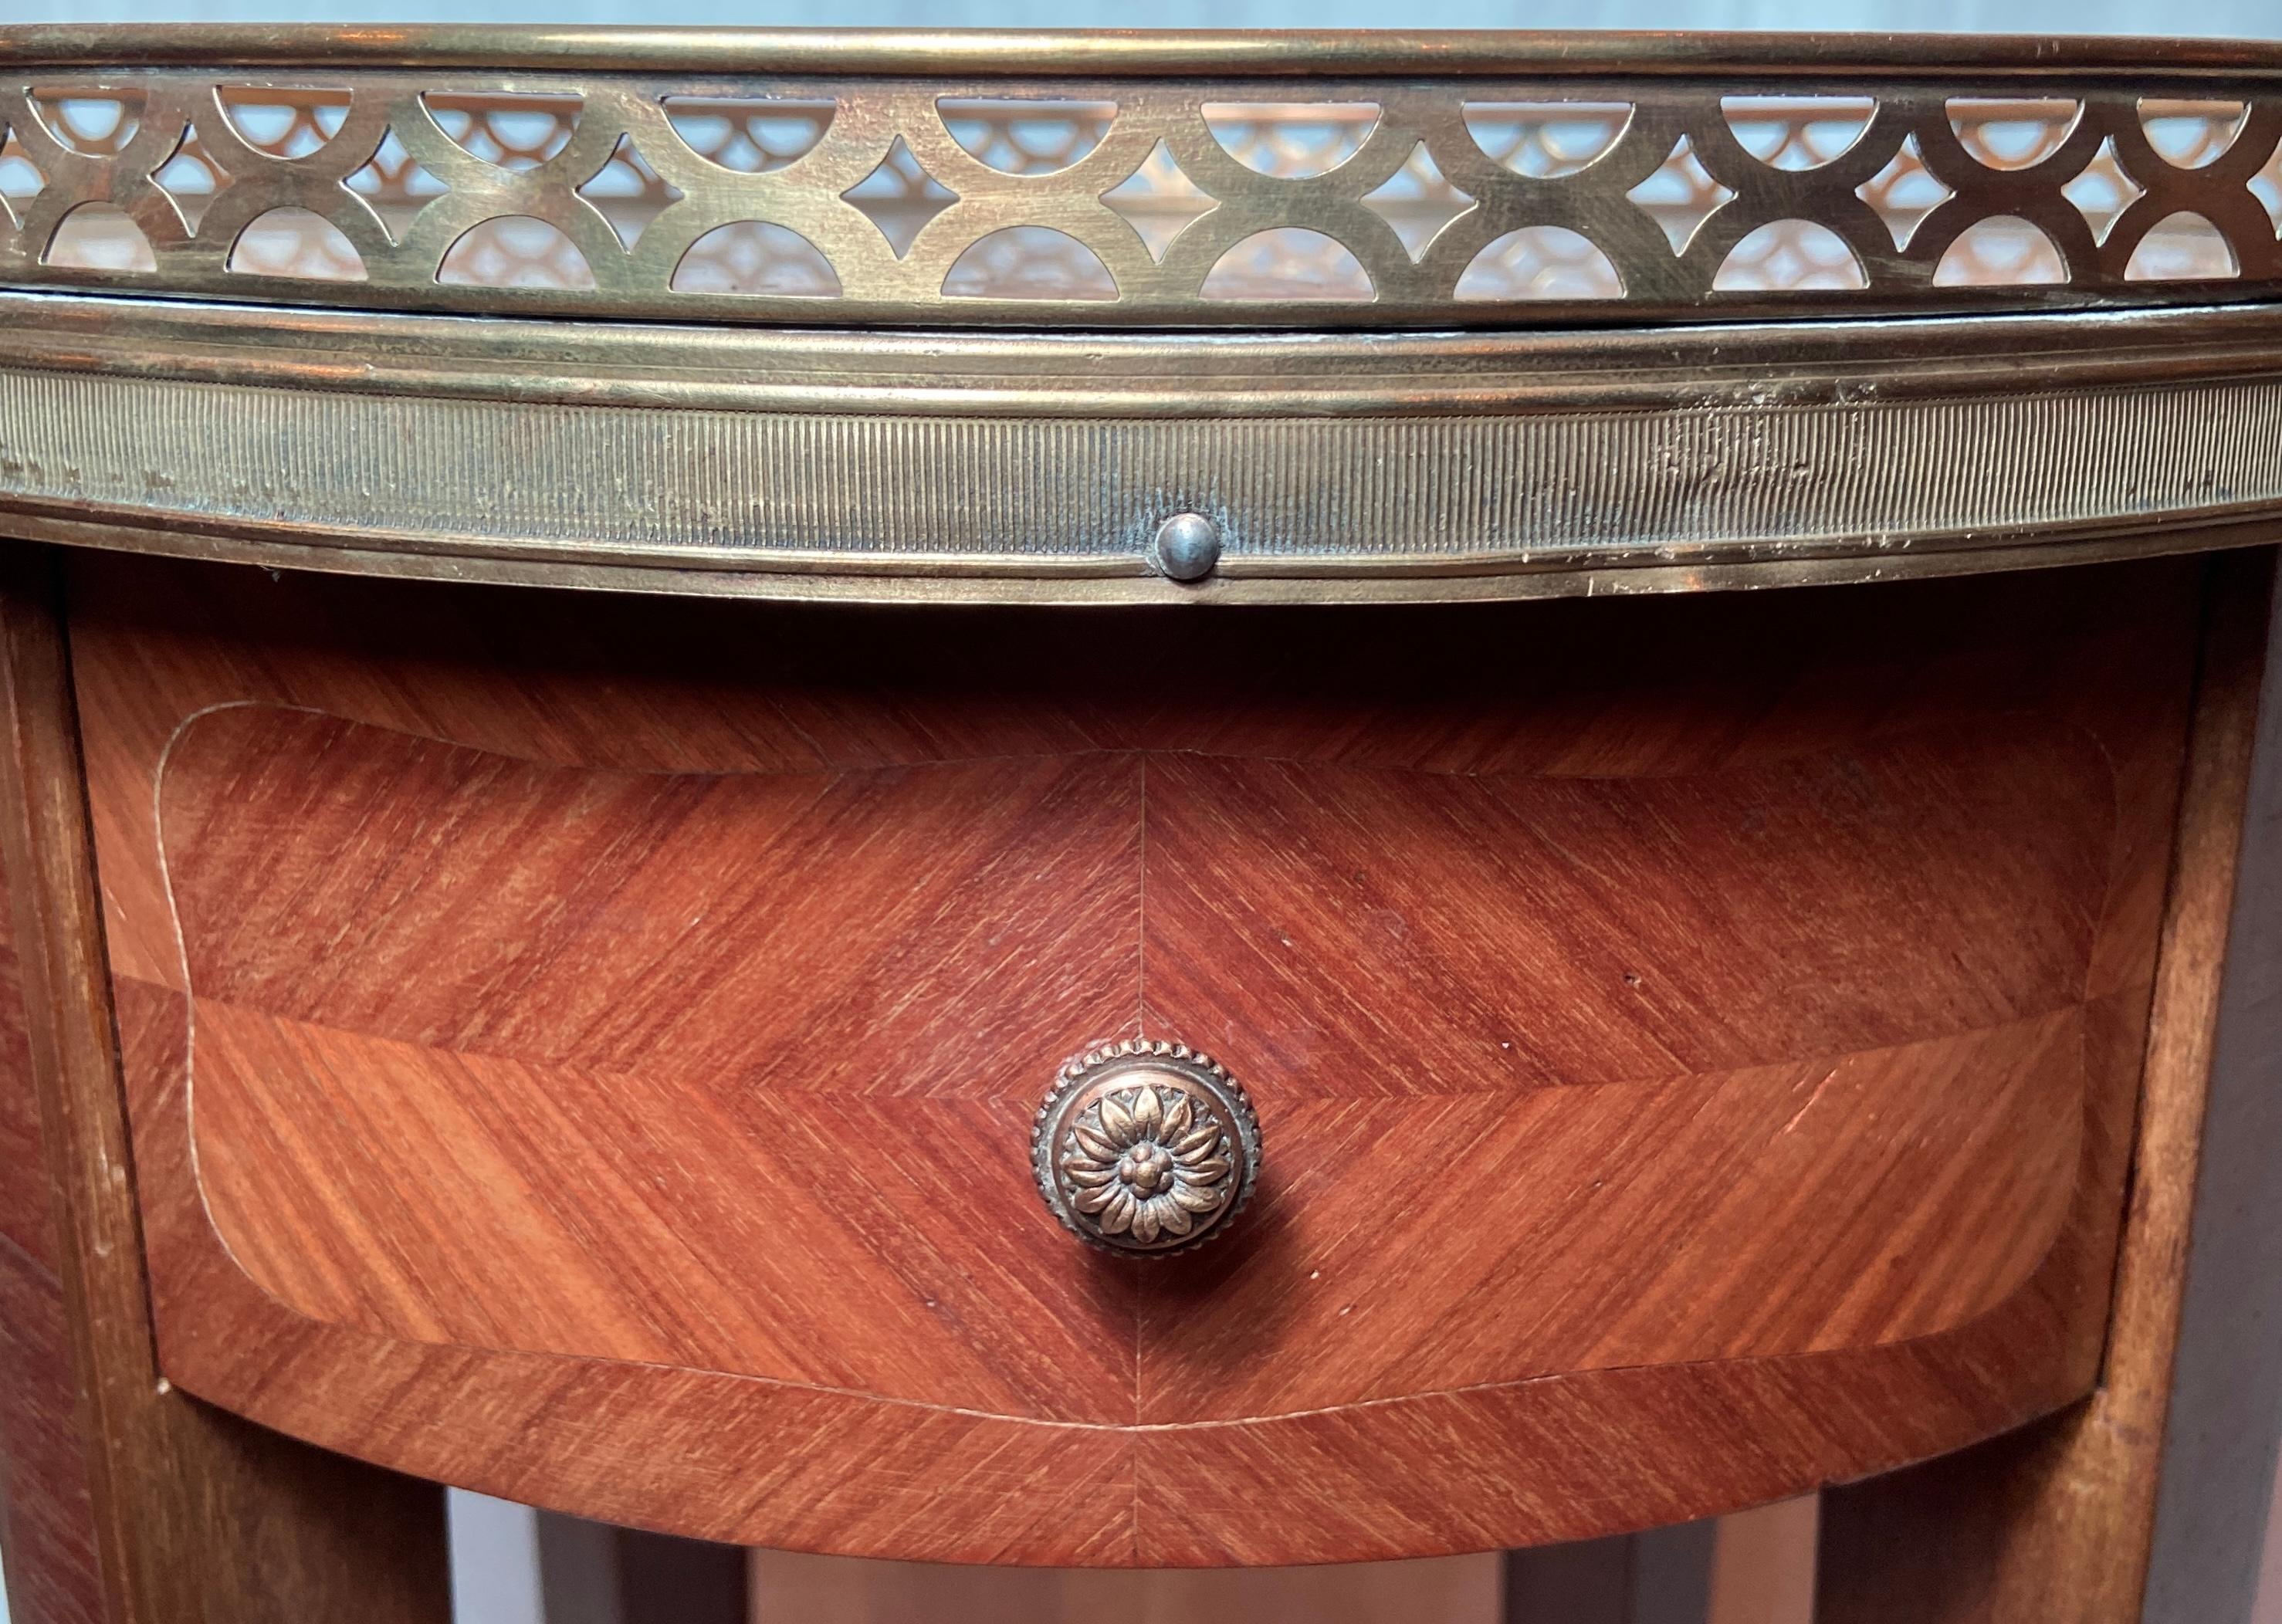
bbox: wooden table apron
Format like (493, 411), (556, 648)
(30, 550), (2202, 1568)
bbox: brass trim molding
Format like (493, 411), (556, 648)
(12, 290), (2282, 415)
(4, 22), (2281, 604)
(2, 293), (2279, 604)
(4, 27), (2282, 80)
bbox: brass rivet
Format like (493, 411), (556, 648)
(1151, 512), (1222, 582)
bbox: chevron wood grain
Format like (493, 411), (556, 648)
(66, 550), (2204, 1565)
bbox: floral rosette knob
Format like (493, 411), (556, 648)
(1033, 1041), (1261, 1255)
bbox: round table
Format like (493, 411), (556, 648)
(0, 26), (2278, 1624)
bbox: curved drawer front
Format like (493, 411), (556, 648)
(78, 553), (2196, 1563)
(162, 704), (2093, 1417)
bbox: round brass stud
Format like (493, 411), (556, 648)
(1150, 512), (1223, 582)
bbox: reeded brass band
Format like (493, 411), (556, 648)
(2, 292), (2279, 604)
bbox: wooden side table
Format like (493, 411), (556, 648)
(2, 26), (2281, 1623)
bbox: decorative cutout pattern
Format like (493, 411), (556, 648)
(228, 205), (365, 280)
(939, 97), (1112, 174)
(1937, 216), (2069, 286)
(2064, 137), (2146, 243)
(0, 72), (2274, 324)
(344, 128), (446, 238)
(151, 123), (229, 230)
(2141, 98), (2246, 168)
(1205, 100), (1380, 178)
(1715, 220), (1869, 290)
(29, 88), (144, 155)
(672, 219), (838, 296)
(438, 215), (596, 289)
(1857, 134), (1953, 249)
(0, 127), (45, 228)
(942, 224), (1116, 299)
(1628, 135), (1735, 253)
(1723, 96), (1875, 170)
(1363, 142), (1474, 259)
(842, 135), (956, 256)
(663, 96), (834, 173)
(218, 86), (350, 158)
(1456, 225), (1623, 299)
(2126, 210), (2238, 280)
(1464, 101), (1630, 178)
(44, 201), (154, 270)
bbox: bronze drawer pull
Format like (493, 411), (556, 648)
(1033, 1041), (1261, 1254)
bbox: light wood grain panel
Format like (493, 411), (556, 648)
(0, 932), (50, 1267)
(1129, 974), (2155, 1565)
(125, 973), (1145, 1559)
(73, 550), (2193, 984)
(107, 919), (2140, 1565)
(66, 553), (2204, 1564)
(177, 994), (2087, 1423)
(745, 1548), (1504, 1623)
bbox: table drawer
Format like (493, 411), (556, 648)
(75, 552), (2196, 1565)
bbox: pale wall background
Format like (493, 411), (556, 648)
(2, 0), (2280, 1619)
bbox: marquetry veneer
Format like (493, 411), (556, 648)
(53, 549), (2202, 1567)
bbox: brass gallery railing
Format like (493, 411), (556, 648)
(0, 36), (2279, 325)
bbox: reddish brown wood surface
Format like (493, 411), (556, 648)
(1816, 547), (2280, 1623)
(68, 552), (2205, 1565)
(0, 546), (452, 1624)
(0, 817), (103, 1624)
